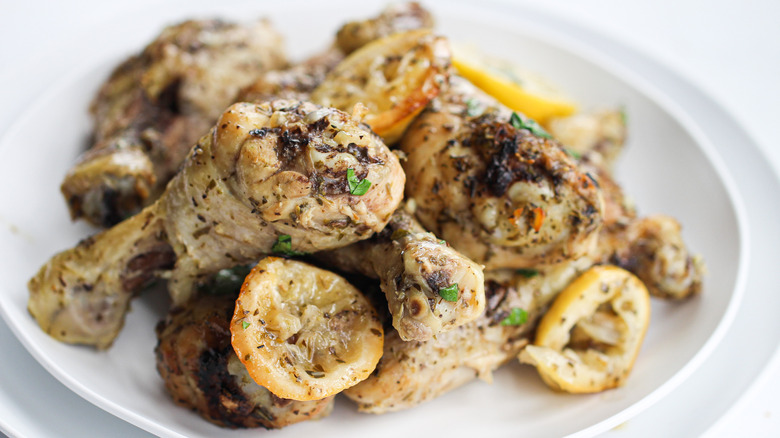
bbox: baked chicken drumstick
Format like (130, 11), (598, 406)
(29, 100), (405, 348)
(61, 19), (288, 227)
(401, 77), (604, 270)
(319, 205), (485, 341)
(344, 258), (592, 413)
(64, 3), (435, 228)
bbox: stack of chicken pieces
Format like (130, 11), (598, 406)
(27, 2), (704, 430)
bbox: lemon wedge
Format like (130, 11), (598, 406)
(519, 265), (650, 393)
(452, 49), (577, 124)
(313, 29), (450, 144)
(231, 257), (384, 401)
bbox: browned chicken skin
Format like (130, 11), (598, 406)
(578, 146), (704, 300)
(335, 1), (434, 55)
(61, 19), (288, 227)
(608, 214), (703, 299)
(344, 258), (592, 413)
(593, 171), (704, 300)
(317, 204), (485, 341)
(344, 206), (703, 413)
(29, 101), (405, 348)
(401, 77), (604, 269)
(344, 98), (702, 413)
(236, 48), (345, 104)
(63, 4), (436, 228)
(156, 292), (334, 428)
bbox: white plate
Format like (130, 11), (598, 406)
(0, 1), (751, 437)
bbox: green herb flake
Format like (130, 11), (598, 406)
(501, 307), (529, 326)
(271, 234), (307, 257)
(515, 268), (539, 278)
(347, 168), (372, 196)
(242, 321), (250, 330)
(438, 239), (446, 245)
(509, 112), (552, 139)
(564, 148), (582, 160)
(438, 283), (459, 302)
(465, 98), (483, 117)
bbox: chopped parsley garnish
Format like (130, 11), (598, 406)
(564, 148), (582, 160)
(509, 112), (552, 139)
(242, 321), (251, 330)
(438, 283), (459, 302)
(465, 98), (483, 117)
(347, 168), (372, 196)
(515, 268), (539, 278)
(271, 234), (307, 257)
(500, 307), (529, 326)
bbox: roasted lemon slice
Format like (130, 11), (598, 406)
(452, 47), (576, 124)
(231, 257), (383, 401)
(311, 29), (450, 144)
(519, 265), (650, 393)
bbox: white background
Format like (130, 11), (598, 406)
(0, 0), (778, 436)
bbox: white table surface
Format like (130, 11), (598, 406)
(1, 0), (778, 437)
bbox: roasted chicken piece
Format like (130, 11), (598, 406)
(64, 3), (436, 228)
(29, 101), (405, 348)
(344, 257), (593, 413)
(335, 1), (434, 55)
(344, 207), (703, 411)
(317, 204), (485, 341)
(604, 214), (704, 299)
(61, 19), (287, 227)
(236, 48), (345, 104)
(401, 76), (603, 270)
(156, 292), (334, 428)
(589, 166), (704, 300)
(546, 107), (702, 299)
